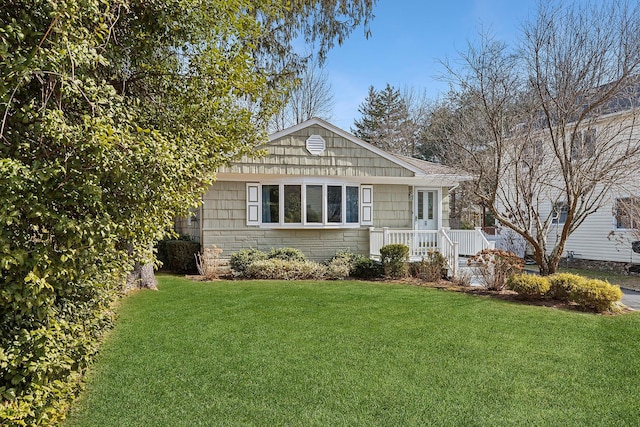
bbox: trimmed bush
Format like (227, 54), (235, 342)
(268, 247), (307, 262)
(569, 279), (623, 312)
(351, 256), (383, 279)
(507, 274), (551, 300)
(246, 259), (327, 280)
(547, 273), (584, 301)
(410, 251), (448, 282)
(164, 240), (201, 273)
(156, 235), (193, 269)
(380, 244), (410, 279)
(229, 248), (268, 277)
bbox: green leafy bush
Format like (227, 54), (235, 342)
(380, 244), (410, 279)
(351, 256), (383, 279)
(246, 259), (327, 280)
(164, 240), (201, 273)
(157, 235), (193, 269)
(507, 274), (551, 300)
(229, 248), (268, 277)
(468, 249), (524, 290)
(568, 279), (623, 312)
(547, 273), (584, 301)
(268, 247), (307, 262)
(410, 251), (448, 282)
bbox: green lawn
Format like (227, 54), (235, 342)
(66, 275), (640, 426)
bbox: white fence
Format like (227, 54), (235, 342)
(369, 227), (494, 276)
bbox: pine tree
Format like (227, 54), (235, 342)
(352, 84), (414, 155)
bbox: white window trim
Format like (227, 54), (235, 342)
(613, 196), (639, 231)
(247, 182), (367, 229)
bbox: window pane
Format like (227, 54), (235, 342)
(306, 185), (323, 223)
(616, 197), (639, 229)
(328, 186), (342, 223)
(346, 186), (359, 223)
(262, 185), (279, 223)
(418, 192), (424, 220)
(427, 192), (434, 220)
(284, 185), (301, 223)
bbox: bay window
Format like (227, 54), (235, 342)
(247, 182), (370, 227)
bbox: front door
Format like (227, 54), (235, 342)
(415, 189), (438, 230)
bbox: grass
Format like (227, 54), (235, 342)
(66, 275), (640, 426)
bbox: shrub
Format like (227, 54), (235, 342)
(164, 240), (201, 273)
(268, 247), (307, 262)
(229, 248), (268, 277)
(246, 259), (327, 280)
(410, 251), (448, 282)
(468, 249), (524, 290)
(351, 256), (383, 279)
(568, 279), (623, 312)
(507, 274), (551, 300)
(156, 234), (193, 269)
(380, 244), (410, 279)
(326, 250), (356, 280)
(547, 273), (585, 301)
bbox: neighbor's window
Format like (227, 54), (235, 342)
(552, 201), (568, 224)
(249, 183), (369, 227)
(614, 197), (639, 230)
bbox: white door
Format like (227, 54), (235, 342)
(416, 189), (438, 230)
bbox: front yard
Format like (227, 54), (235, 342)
(66, 275), (640, 426)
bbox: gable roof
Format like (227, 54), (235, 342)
(269, 117), (430, 177)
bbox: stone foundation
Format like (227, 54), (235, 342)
(560, 257), (639, 275)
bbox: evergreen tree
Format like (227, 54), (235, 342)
(352, 83), (415, 155)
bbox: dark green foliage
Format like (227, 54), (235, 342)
(230, 249), (269, 277)
(352, 84), (414, 155)
(157, 235), (194, 269)
(380, 244), (410, 279)
(351, 256), (383, 279)
(268, 247), (307, 262)
(164, 240), (201, 274)
(410, 251), (448, 282)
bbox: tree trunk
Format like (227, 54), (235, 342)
(125, 261), (158, 292)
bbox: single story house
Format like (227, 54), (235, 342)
(176, 118), (491, 274)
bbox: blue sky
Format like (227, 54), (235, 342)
(323, 0), (537, 129)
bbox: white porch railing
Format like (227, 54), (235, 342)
(369, 227), (494, 276)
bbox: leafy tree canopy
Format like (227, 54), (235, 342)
(0, 0), (375, 423)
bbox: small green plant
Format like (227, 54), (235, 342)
(380, 244), (410, 279)
(268, 247), (307, 262)
(410, 250), (448, 282)
(547, 273), (584, 301)
(351, 255), (383, 279)
(507, 274), (550, 300)
(468, 249), (524, 290)
(568, 279), (623, 312)
(230, 248), (268, 277)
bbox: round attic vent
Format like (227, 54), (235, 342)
(306, 134), (326, 155)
